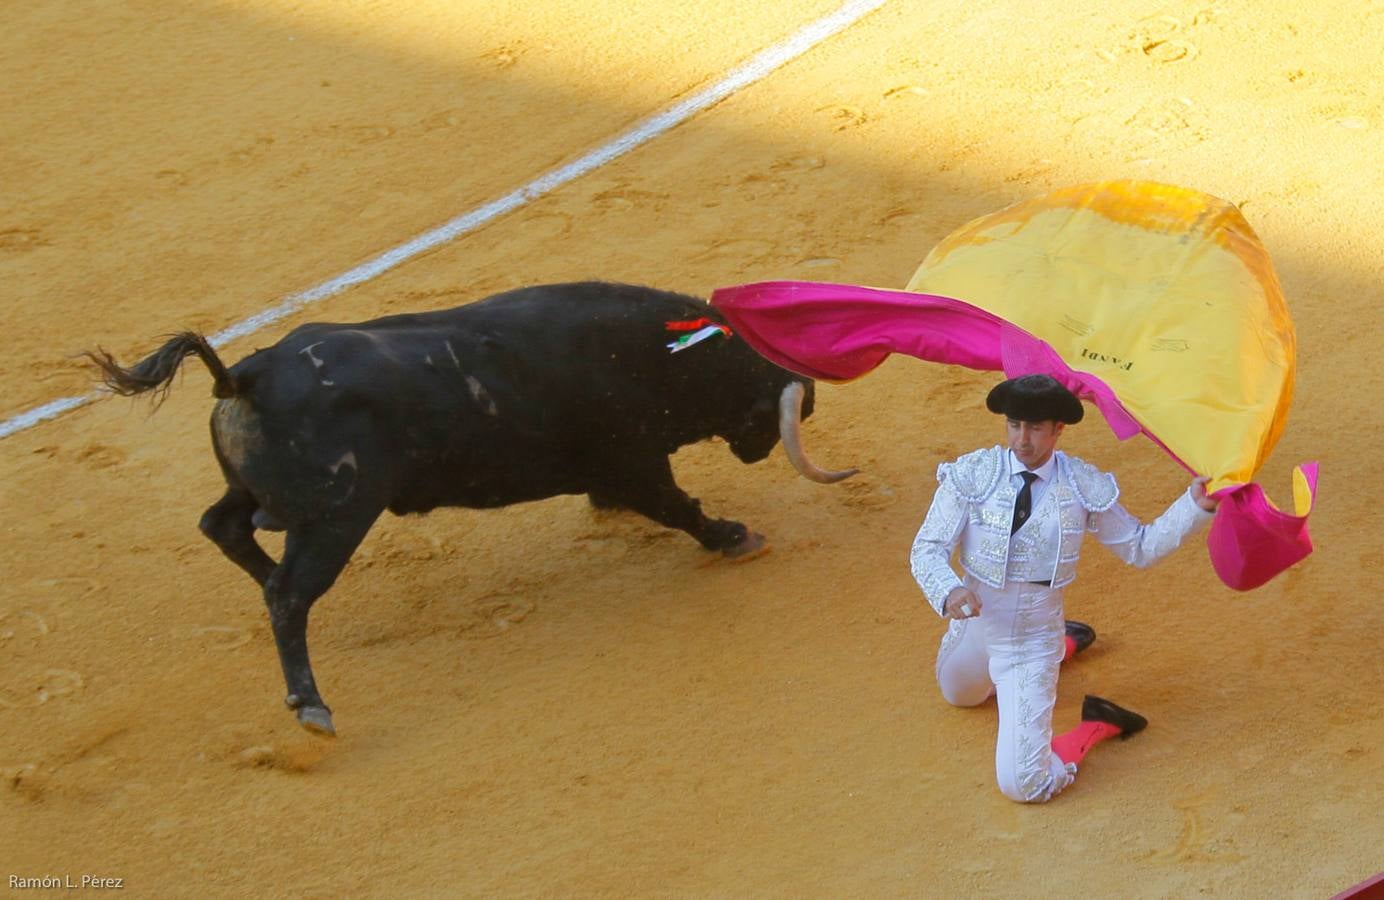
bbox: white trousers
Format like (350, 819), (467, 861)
(935, 576), (1078, 803)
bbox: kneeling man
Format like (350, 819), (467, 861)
(910, 374), (1219, 802)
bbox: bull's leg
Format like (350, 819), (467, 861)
(200, 488), (276, 586)
(590, 456), (759, 555)
(263, 510), (380, 736)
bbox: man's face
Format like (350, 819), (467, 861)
(1006, 418), (1064, 468)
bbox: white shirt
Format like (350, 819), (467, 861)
(1007, 449), (1056, 514)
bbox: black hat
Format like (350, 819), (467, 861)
(986, 374), (1084, 424)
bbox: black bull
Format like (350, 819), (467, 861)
(89, 282), (856, 735)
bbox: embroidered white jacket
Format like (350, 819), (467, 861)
(910, 446), (1214, 616)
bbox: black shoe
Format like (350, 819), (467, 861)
(1065, 620), (1097, 655)
(1081, 694), (1148, 739)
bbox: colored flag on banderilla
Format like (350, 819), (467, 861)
(665, 318), (732, 353)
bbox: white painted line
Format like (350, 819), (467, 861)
(1, 0), (887, 441)
(0, 395), (96, 439)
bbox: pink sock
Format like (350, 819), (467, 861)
(1062, 635), (1078, 662)
(1051, 720), (1122, 765)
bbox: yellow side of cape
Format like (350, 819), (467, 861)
(907, 181), (1295, 493)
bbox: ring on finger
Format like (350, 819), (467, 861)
(959, 603), (974, 617)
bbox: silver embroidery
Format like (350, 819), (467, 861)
(1062, 453), (1120, 511)
(942, 446), (1006, 502)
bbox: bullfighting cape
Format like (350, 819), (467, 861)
(710, 181), (1316, 591)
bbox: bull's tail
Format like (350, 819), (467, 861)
(85, 332), (238, 403)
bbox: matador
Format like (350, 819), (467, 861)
(910, 374), (1219, 802)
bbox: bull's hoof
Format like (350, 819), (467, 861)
(295, 705), (337, 738)
(722, 531), (769, 562)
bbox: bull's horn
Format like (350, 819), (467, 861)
(778, 381), (858, 484)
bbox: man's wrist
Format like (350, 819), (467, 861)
(1190, 488), (1217, 516)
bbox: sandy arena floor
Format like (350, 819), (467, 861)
(3, 1), (1381, 896)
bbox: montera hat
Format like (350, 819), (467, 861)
(986, 374), (1085, 424)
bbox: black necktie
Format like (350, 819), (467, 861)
(1011, 471), (1039, 534)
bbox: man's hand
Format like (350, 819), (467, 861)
(943, 586), (982, 620)
(1191, 476), (1221, 513)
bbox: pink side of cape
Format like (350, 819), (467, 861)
(710, 280), (1315, 591)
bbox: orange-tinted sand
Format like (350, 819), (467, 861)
(3, 2), (1380, 895)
